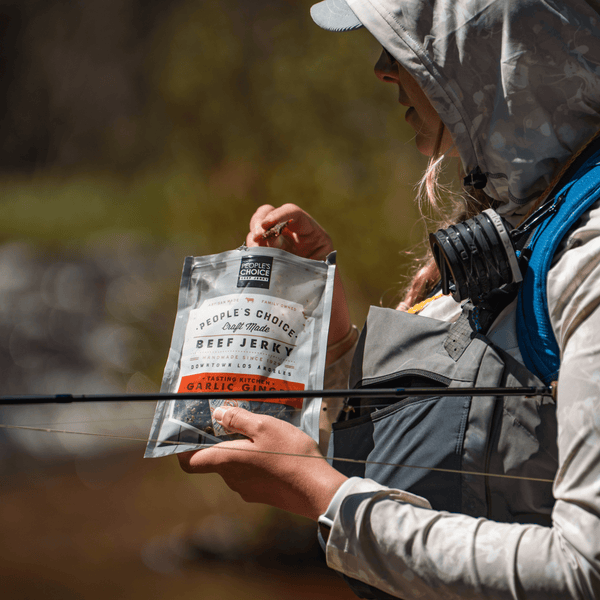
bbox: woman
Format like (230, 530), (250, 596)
(179, 1), (600, 597)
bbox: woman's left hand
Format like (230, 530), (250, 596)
(178, 407), (348, 521)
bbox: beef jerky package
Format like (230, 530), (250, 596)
(145, 246), (335, 457)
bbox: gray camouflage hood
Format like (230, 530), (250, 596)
(343, 0), (600, 216)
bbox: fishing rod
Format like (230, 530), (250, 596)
(0, 385), (555, 405)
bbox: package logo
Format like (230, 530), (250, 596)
(237, 255), (273, 288)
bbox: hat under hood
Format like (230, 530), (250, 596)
(312, 0), (600, 217)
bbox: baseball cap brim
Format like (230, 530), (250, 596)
(310, 0), (363, 32)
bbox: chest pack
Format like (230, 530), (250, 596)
(329, 145), (600, 600)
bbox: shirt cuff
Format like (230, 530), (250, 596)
(318, 476), (363, 551)
(322, 477), (363, 526)
(317, 477), (433, 553)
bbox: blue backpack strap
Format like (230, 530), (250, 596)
(517, 149), (600, 385)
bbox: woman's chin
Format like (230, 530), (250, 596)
(414, 134), (436, 157)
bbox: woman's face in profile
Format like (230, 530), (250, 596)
(374, 48), (455, 157)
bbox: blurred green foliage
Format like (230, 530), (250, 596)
(0, 7), (443, 593)
(0, 0), (431, 388)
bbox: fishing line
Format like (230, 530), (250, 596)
(0, 402), (521, 431)
(4, 416), (154, 428)
(0, 422), (554, 484)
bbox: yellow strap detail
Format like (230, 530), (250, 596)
(407, 292), (444, 314)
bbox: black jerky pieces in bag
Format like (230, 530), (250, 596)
(145, 246), (335, 457)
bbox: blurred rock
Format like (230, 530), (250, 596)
(0, 237), (178, 461)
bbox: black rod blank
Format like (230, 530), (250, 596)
(0, 386), (554, 405)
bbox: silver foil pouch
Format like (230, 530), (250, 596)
(145, 246), (335, 457)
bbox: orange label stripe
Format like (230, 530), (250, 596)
(178, 372), (305, 409)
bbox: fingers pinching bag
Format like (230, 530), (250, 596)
(145, 246), (335, 458)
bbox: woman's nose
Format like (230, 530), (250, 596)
(374, 48), (399, 83)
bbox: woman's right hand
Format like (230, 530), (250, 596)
(245, 203), (356, 366)
(246, 203), (334, 260)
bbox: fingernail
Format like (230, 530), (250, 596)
(213, 407), (226, 422)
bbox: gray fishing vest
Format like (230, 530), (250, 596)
(329, 303), (558, 600)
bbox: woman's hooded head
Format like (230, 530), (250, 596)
(311, 0), (600, 217)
